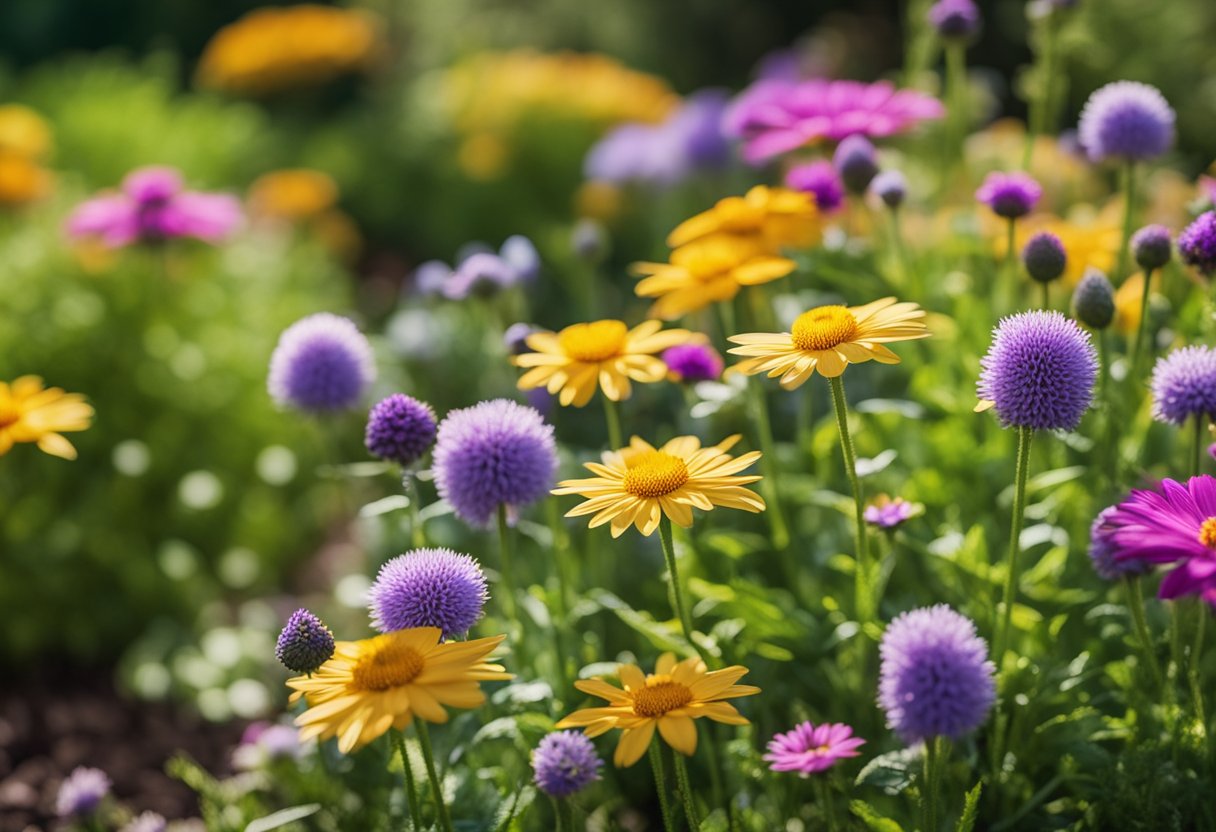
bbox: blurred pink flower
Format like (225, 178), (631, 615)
(66, 166), (243, 247)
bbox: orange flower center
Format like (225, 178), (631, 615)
(791, 305), (858, 352)
(558, 320), (628, 362)
(632, 676), (693, 718)
(623, 451), (689, 498)
(351, 642), (424, 691)
(1198, 518), (1216, 548)
(0, 406), (18, 429)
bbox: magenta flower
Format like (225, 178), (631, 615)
(764, 721), (866, 775)
(66, 166), (243, 248)
(724, 79), (945, 165)
(1105, 476), (1216, 606)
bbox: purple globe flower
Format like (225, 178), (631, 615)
(1149, 346), (1216, 426)
(368, 548), (488, 638)
(1077, 81), (1175, 163)
(784, 160), (845, 213)
(834, 135), (880, 194)
(268, 313), (376, 412)
(275, 608), (335, 674)
(1178, 212), (1216, 276)
(663, 342), (724, 383)
(1022, 231), (1067, 284)
(365, 394), (437, 467)
(1088, 506), (1150, 581)
(878, 605), (996, 744)
(870, 169), (908, 210)
(928, 0), (981, 39)
(433, 399), (557, 528)
(976, 311), (1097, 431)
(1072, 268), (1115, 330)
(864, 495), (918, 529)
(532, 731), (604, 798)
(976, 171), (1042, 219)
(55, 767), (111, 818)
(1131, 224), (1172, 272)
(121, 812), (168, 832)
(764, 722), (866, 775)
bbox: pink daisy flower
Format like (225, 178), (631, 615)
(764, 721), (866, 775)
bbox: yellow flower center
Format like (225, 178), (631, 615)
(790, 305), (858, 352)
(351, 642), (425, 691)
(632, 676), (693, 718)
(623, 451), (689, 498)
(0, 407), (18, 429)
(558, 320), (628, 362)
(1198, 518), (1216, 548)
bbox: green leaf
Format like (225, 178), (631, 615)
(244, 804), (322, 832)
(357, 494), (411, 517)
(849, 799), (905, 832)
(854, 747), (918, 795)
(493, 785), (536, 832)
(955, 782), (982, 832)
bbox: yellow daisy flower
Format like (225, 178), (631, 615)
(632, 233), (797, 320)
(666, 185), (821, 250)
(0, 376), (93, 459)
(552, 434), (764, 537)
(287, 628), (511, 753)
(556, 652), (759, 767)
(513, 320), (691, 407)
(727, 298), (930, 389)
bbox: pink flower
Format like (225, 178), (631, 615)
(66, 165), (243, 248)
(764, 721), (866, 775)
(724, 79), (945, 165)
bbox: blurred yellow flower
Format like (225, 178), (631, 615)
(0, 376), (94, 460)
(668, 186), (821, 251)
(1113, 271), (1160, 336)
(248, 169), (338, 220)
(0, 154), (52, 206)
(0, 105), (53, 160)
(575, 181), (623, 222)
(457, 132), (510, 182)
(197, 5), (379, 95)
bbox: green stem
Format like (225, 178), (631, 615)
(829, 376), (871, 623)
(673, 751), (702, 829)
(496, 504), (520, 634)
(1132, 267), (1155, 370)
(945, 41), (968, 160)
(994, 426), (1033, 670)
(1189, 602), (1208, 752)
(888, 209), (911, 293)
(816, 777), (838, 832)
(415, 721), (454, 832)
(392, 729), (424, 832)
(1115, 163), (1137, 284)
(922, 737), (942, 832)
(1023, 14), (1058, 169)
(1193, 415), (1205, 478)
(552, 796), (570, 832)
(649, 741), (677, 832)
(1004, 218), (1018, 311)
(659, 516), (705, 662)
(601, 396), (623, 450)
(1126, 576), (1164, 695)
(406, 473), (425, 549)
(1040, 280), (1050, 310)
(747, 379), (790, 549)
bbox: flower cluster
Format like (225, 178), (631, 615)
(417, 236), (540, 300)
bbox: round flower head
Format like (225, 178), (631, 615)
(663, 342), (724, 383)
(433, 399), (557, 527)
(268, 313), (375, 412)
(870, 169), (907, 210)
(975, 171), (1042, 219)
(1088, 506), (1149, 581)
(1178, 212), (1216, 276)
(1131, 224), (1172, 272)
(1022, 231), (1067, 284)
(1149, 346), (1216, 426)
(365, 394), (437, 467)
(276, 608), (336, 674)
(1077, 81), (1175, 163)
(1072, 269), (1116, 330)
(785, 160), (845, 213)
(764, 721), (866, 776)
(833, 135), (879, 194)
(928, 0), (981, 39)
(532, 730), (604, 798)
(369, 548), (488, 639)
(571, 218), (608, 263)
(864, 494), (918, 529)
(878, 605), (996, 743)
(976, 311), (1097, 431)
(121, 812), (168, 832)
(56, 767), (111, 818)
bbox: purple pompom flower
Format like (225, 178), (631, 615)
(870, 169), (907, 210)
(365, 394), (437, 467)
(1072, 269), (1115, 330)
(66, 165), (243, 248)
(275, 608), (335, 674)
(432, 399), (557, 527)
(928, 0), (981, 39)
(268, 313), (376, 412)
(975, 171), (1042, 219)
(1088, 506), (1150, 581)
(1022, 231), (1067, 284)
(55, 767), (111, 818)
(1149, 346), (1216, 426)
(785, 160), (845, 213)
(532, 730), (604, 798)
(1131, 224), (1172, 272)
(1077, 81), (1175, 163)
(976, 311), (1097, 431)
(663, 342), (724, 383)
(121, 812), (168, 832)
(764, 721), (866, 775)
(878, 605), (996, 743)
(1179, 212), (1216, 277)
(368, 548), (488, 639)
(864, 495), (918, 529)
(834, 135), (880, 194)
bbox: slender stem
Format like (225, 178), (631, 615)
(829, 376), (871, 623)
(1126, 576), (1164, 694)
(1023, 14), (1058, 169)
(659, 516), (705, 662)
(1041, 280), (1050, 310)
(747, 378), (790, 549)
(415, 721), (454, 832)
(888, 209), (911, 293)
(1132, 267), (1155, 370)
(392, 729), (423, 832)
(1189, 601), (1208, 755)
(672, 751), (702, 829)
(496, 504), (520, 633)
(1193, 415), (1205, 478)
(552, 796), (569, 832)
(1115, 163), (1137, 284)
(406, 473), (425, 549)
(922, 737), (941, 832)
(601, 396), (623, 450)
(945, 42), (968, 161)
(1004, 219), (1018, 311)
(649, 741), (677, 832)
(994, 426), (1033, 670)
(714, 300), (737, 347)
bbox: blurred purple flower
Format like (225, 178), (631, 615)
(232, 722), (302, 770)
(975, 171), (1042, 219)
(785, 160), (845, 213)
(663, 342), (724, 382)
(1077, 81), (1175, 163)
(55, 767), (111, 818)
(864, 495), (918, 529)
(417, 236), (540, 300)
